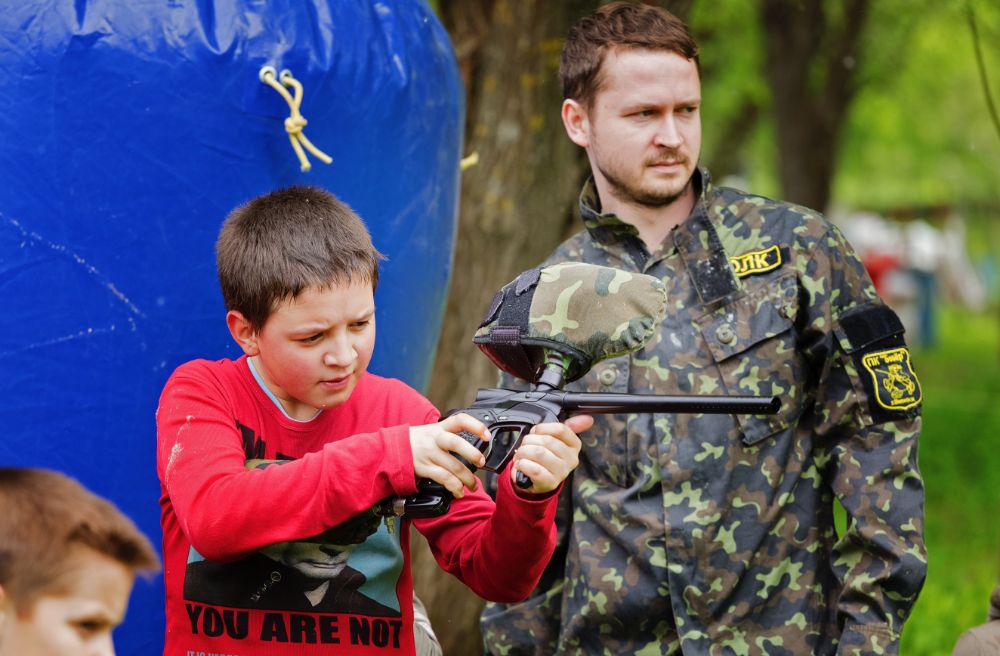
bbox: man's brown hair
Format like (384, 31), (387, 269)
(561, 1), (699, 109)
(216, 186), (384, 331)
(0, 467), (160, 612)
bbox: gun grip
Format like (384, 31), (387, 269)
(375, 480), (452, 520)
(456, 430), (487, 472)
(514, 470), (532, 489)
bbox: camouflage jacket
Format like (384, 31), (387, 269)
(481, 170), (926, 655)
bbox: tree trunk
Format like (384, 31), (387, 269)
(760, 0), (870, 213)
(414, 1), (593, 654)
(414, 3), (697, 653)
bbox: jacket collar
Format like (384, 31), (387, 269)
(578, 167), (712, 239)
(576, 167), (738, 305)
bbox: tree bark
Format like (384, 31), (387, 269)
(413, 3), (700, 653)
(414, 2), (593, 654)
(704, 97), (761, 181)
(760, 0), (870, 213)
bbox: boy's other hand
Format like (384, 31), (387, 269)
(409, 414), (490, 498)
(511, 414), (592, 495)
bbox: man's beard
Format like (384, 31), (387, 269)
(599, 156), (693, 209)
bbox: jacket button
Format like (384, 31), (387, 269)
(716, 324), (736, 345)
(598, 367), (617, 386)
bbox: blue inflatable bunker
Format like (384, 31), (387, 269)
(0, 1), (462, 652)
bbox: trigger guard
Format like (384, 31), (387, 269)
(482, 423), (530, 472)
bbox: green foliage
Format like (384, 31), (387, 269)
(688, 1), (768, 133)
(835, 0), (1000, 210)
(689, 0), (1000, 210)
(901, 303), (1000, 653)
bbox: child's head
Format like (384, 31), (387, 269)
(216, 186), (384, 333)
(217, 187), (385, 419)
(0, 467), (160, 656)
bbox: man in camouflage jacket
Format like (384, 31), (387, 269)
(480, 3), (926, 655)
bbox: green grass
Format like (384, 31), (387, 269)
(899, 304), (1000, 653)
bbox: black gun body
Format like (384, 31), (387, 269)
(390, 388), (781, 519)
(460, 389), (780, 479)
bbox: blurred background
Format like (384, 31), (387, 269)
(1, 0), (994, 653)
(415, 1), (1000, 654)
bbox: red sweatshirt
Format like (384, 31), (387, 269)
(156, 356), (559, 655)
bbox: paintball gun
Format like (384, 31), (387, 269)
(374, 263), (779, 520)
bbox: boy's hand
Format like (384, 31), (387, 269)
(409, 414), (490, 499)
(510, 414), (592, 495)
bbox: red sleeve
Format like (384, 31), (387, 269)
(156, 365), (421, 561)
(412, 468), (560, 603)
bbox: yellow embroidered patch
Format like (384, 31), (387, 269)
(861, 347), (922, 410)
(730, 245), (782, 278)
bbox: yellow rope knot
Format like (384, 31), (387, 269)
(259, 66), (333, 172)
(284, 115), (307, 135)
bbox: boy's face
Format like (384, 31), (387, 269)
(235, 280), (376, 420)
(0, 549), (134, 656)
(260, 540), (358, 584)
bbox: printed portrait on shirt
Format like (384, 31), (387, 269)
(182, 460), (403, 617)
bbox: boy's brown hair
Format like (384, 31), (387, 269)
(561, 1), (700, 109)
(216, 186), (384, 331)
(0, 467), (160, 612)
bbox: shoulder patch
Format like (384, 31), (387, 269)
(730, 245), (782, 278)
(836, 304), (921, 422)
(860, 347), (922, 410)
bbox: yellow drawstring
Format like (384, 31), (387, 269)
(460, 152), (479, 171)
(259, 66), (333, 172)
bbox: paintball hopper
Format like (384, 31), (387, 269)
(474, 263), (668, 384)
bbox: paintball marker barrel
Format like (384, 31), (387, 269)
(559, 391), (780, 416)
(471, 388), (781, 417)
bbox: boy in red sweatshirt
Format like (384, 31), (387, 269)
(156, 186), (590, 656)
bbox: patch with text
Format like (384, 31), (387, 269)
(730, 245), (782, 278)
(860, 347), (922, 411)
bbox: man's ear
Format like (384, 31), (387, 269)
(226, 310), (259, 356)
(561, 98), (591, 148)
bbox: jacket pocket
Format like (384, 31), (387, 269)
(695, 273), (804, 445)
(566, 354), (634, 485)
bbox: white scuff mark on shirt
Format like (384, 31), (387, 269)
(164, 416), (194, 485)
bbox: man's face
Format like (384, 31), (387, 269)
(0, 550), (134, 656)
(571, 48), (701, 210)
(260, 541), (357, 583)
(248, 280), (376, 421)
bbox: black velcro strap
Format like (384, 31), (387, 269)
(474, 275), (543, 381)
(840, 304), (904, 353)
(514, 266), (541, 295)
(479, 291), (504, 328)
(496, 276), (537, 330)
(484, 326), (536, 380)
(838, 304), (920, 422)
(673, 205), (740, 304)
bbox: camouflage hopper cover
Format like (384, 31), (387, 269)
(473, 263), (667, 383)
